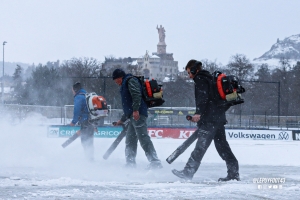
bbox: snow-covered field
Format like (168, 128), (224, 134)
(1, 114), (300, 199)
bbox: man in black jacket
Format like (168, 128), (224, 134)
(172, 60), (240, 181)
(112, 68), (162, 170)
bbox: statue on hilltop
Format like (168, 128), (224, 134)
(157, 25), (166, 43)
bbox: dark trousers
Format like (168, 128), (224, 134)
(125, 115), (160, 164)
(184, 122), (239, 178)
(80, 120), (94, 161)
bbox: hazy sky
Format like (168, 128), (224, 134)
(1, 0), (299, 71)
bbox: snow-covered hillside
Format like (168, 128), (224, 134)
(254, 34), (300, 68)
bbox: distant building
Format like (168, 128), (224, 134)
(177, 70), (188, 79)
(137, 25), (179, 81)
(0, 86), (14, 103)
(102, 25), (179, 81)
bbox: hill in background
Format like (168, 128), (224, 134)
(253, 34), (300, 67)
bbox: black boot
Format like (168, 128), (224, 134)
(172, 169), (193, 180)
(218, 173), (241, 182)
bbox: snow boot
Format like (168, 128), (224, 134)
(218, 173), (241, 182)
(172, 169), (193, 180)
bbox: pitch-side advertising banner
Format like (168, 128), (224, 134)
(47, 126), (122, 138)
(48, 126), (293, 141)
(292, 130), (300, 141)
(147, 128), (292, 141)
(225, 129), (292, 141)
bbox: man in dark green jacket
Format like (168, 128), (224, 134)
(112, 69), (162, 170)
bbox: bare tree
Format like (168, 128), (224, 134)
(227, 54), (254, 81)
(201, 59), (223, 73)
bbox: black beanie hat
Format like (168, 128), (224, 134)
(72, 82), (82, 93)
(112, 69), (126, 80)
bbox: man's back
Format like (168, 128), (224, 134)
(120, 74), (148, 118)
(72, 88), (89, 124)
(193, 70), (227, 124)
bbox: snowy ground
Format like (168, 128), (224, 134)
(1, 113), (300, 199)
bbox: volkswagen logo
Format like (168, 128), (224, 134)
(278, 132), (289, 140)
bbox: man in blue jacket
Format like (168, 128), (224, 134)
(112, 69), (162, 170)
(70, 82), (94, 161)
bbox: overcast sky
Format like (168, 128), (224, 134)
(1, 0), (299, 71)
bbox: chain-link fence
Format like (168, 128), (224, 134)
(1, 104), (299, 130)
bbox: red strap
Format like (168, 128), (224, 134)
(145, 80), (153, 97)
(217, 74), (226, 99)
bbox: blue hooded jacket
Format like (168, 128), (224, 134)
(71, 88), (89, 124)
